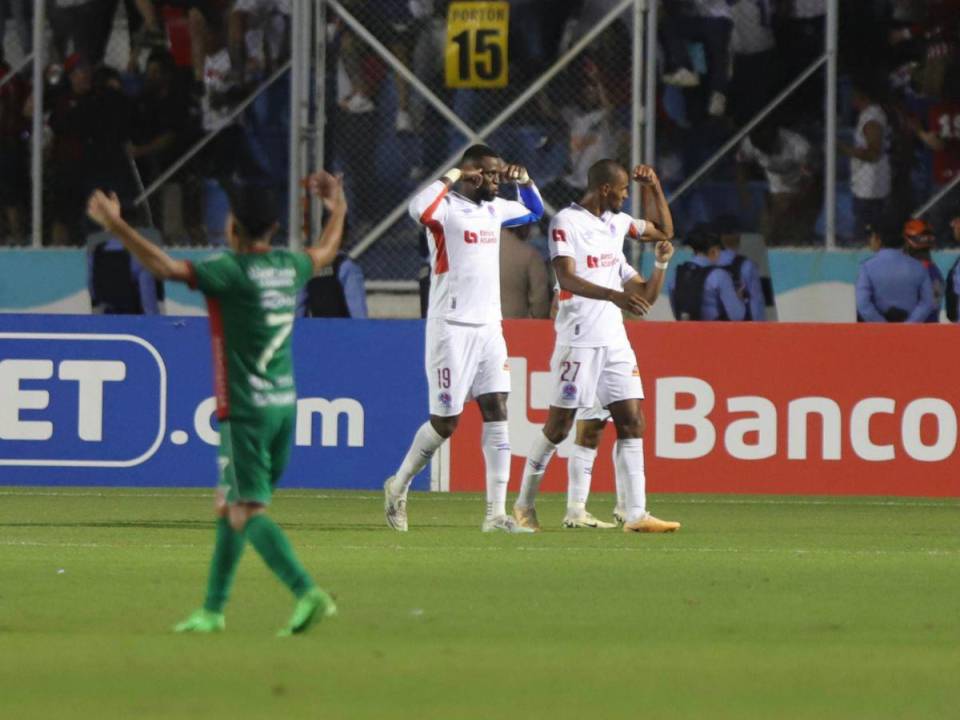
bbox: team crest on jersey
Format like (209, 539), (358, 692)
(438, 391), (453, 408)
(609, 223), (617, 235)
(632, 365), (640, 377)
(488, 205), (496, 216)
(503, 361), (510, 371)
(561, 383), (578, 400)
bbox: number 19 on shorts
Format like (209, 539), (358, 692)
(445, 1), (509, 89)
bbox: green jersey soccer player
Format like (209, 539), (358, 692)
(86, 174), (347, 636)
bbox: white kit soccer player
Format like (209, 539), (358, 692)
(384, 145), (544, 533)
(513, 160), (681, 533)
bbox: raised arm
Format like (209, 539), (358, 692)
(305, 172), (348, 272)
(623, 240), (675, 305)
(498, 164), (544, 227)
(631, 165), (673, 242)
(87, 191), (192, 283)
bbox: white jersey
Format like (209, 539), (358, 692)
(549, 204), (645, 348)
(409, 180), (542, 324)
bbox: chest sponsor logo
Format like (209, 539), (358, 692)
(464, 230), (497, 244)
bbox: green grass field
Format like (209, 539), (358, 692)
(1, 488), (958, 720)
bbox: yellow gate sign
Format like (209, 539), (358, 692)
(445, 1), (509, 89)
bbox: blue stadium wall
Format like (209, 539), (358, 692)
(3, 247), (958, 321)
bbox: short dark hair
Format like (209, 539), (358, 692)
(227, 181), (279, 239)
(686, 224), (723, 254)
(587, 159), (626, 189)
(460, 144), (499, 166)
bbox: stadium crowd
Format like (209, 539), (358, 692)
(1, 1), (960, 299)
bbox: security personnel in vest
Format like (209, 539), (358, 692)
(88, 235), (164, 314)
(902, 218), (944, 323)
(712, 215), (766, 320)
(302, 250), (368, 318)
(669, 225), (746, 321)
(855, 221), (935, 323)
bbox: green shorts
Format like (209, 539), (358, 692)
(217, 408), (296, 505)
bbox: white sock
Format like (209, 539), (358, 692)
(515, 431), (557, 508)
(567, 444), (597, 515)
(391, 421), (445, 495)
(482, 421), (510, 519)
(615, 438), (646, 523)
(613, 444), (626, 511)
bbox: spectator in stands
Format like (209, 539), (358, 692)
(947, 216), (960, 321)
(0, 49), (28, 245)
(197, 13), (268, 187)
(902, 217), (944, 321)
(713, 215), (766, 320)
(736, 121), (817, 245)
(730, 0), (777, 125)
(909, 68), (960, 244)
(0, 0), (31, 56)
(855, 222), (935, 322)
(49, 0), (120, 66)
(841, 78), (893, 244)
(333, 18), (387, 226)
(131, 50), (196, 180)
(543, 59), (623, 209)
(302, 248), (368, 319)
(660, 0), (734, 118)
(500, 223), (551, 319)
(47, 54), (95, 245)
(88, 231), (165, 314)
(228, 0), (290, 84)
(669, 225), (746, 321)
(774, 0), (825, 120)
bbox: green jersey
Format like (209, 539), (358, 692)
(188, 250), (313, 420)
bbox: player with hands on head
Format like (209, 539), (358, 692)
(513, 159), (681, 533)
(384, 144), (544, 533)
(87, 172), (347, 636)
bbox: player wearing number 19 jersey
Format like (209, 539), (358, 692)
(513, 159), (681, 533)
(384, 144), (544, 533)
(86, 174), (347, 635)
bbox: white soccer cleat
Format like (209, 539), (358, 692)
(512, 504), (541, 532)
(482, 515), (535, 534)
(383, 477), (408, 532)
(562, 510), (617, 529)
(612, 506), (626, 526)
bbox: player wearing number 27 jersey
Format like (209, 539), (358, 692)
(384, 144), (544, 534)
(514, 159), (681, 534)
(86, 175), (347, 636)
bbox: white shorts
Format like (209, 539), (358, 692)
(426, 319), (511, 416)
(548, 342), (644, 410)
(576, 402), (611, 423)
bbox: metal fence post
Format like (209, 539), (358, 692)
(643, 0), (657, 168)
(824, 0), (839, 249)
(288, 0), (307, 248)
(31, 2), (45, 248)
(312, 0), (328, 231)
(629, 0), (645, 269)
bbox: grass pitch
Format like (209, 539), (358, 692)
(1, 488), (958, 720)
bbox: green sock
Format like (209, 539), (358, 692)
(202, 517), (247, 613)
(245, 514), (315, 598)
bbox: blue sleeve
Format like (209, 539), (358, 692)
(501, 183), (544, 228)
(855, 265), (885, 322)
(135, 259), (161, 315)
(907, 272), (935, 323)
(338, 259), (368, 319)
(713, 271), (746, 321)
(743, 261), (766, 321)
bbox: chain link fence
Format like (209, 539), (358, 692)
(328, 0), (641, 282)
(1, 0), (293, 248)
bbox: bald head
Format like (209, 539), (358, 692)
(587, 159), (627, 190)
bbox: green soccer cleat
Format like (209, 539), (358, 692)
(277, 587), (338, 637)
(173, 608), (225, 634)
